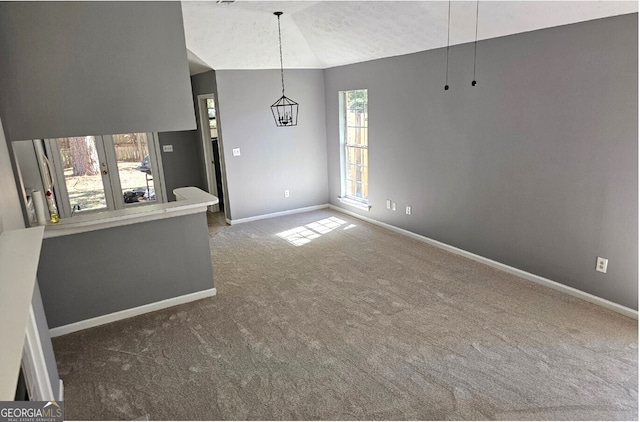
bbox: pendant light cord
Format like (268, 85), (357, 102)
(277, 13), (285, 97)
(444, 0), (451, 90)
(472, 0), (479, 85)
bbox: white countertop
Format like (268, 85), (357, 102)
(43, 187), (218, 239)
(0, 226), (44, 400)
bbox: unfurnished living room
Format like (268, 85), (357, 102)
(0, 1), (637, 421)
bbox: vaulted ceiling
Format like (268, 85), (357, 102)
(181, 1), (638, 73)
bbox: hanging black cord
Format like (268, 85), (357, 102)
(276, 12), (285, 97)
(444, 0), (451, 90)
(472, 0), (479, 86)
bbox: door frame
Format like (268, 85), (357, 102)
(44, 133), (167, 218)
(197, 93), (229, 217)
(102, 133), (167, 208)
(44, 136), (114, 217)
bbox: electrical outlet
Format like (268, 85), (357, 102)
(232, 148), (241, 157)
(162, 144), (173, 153)
(596, 257), (608, 273)
(284, 189), (290, 198)
(386, 199), (391, 210)
(406, 206), (412, 215)
(391, 202), (397, 211)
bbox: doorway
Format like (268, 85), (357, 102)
(197, 93), (228, 217)
(43, 132), (166, 218)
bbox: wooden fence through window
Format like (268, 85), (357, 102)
(59, 145), (144, 169)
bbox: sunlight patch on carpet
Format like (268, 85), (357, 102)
(277, 216), (349, 246)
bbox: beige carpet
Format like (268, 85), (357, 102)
(52, 209), (638, 420)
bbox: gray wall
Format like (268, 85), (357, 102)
(0, 118), (60, 399)
(38, 213), (214, 328)
(157, 130), (203, 201)
(1, 1), (215, 338)
(325, 14), (638, 309)
(0, 1), (195, 141)
(0, 121), (25, 233)
(215, 69), (328, 220)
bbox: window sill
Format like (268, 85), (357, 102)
(42, 188), (218, 239)
(337, 197), (371, 211)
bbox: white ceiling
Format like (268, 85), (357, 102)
(181, 0), (638, 72)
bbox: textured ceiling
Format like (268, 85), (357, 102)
(181, 0), (638, 72)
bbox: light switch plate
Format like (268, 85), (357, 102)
(162, 145), (173, 153)
(232, 148), (241, 157)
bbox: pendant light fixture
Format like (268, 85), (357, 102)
(444, 0), (451, 91)
(471, 0), (479, 86)
(270, 11), (299, 127)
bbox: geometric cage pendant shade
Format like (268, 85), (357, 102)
(270, 11), (299, 127)
(271, 95), (299, 127)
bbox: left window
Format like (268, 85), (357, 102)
(44, 133), (165, 217)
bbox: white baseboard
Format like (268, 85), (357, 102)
(49, 288), (217, 337)
(329, 205), (638, 320)
(228, 204), (330, 225)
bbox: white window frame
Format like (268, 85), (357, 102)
(338, 89), (370, 211)
(44, 133), (166, 218)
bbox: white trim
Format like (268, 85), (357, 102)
(0, 226), (44, 401)
(58, 379), (64, 402)
(197, 92), (230, 217)
(49, 288), (217, 337)
(44, 138), (73, 218)
(22, 305), (55, 401)
(337, 196), (371, 211)
(197, 94), (218, 203)
(101, 134), (124, 211)
(228, 204), (329, 225)
(329, 205), (638, 320)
